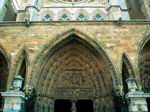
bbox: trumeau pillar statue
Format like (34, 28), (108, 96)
(1, 75), (25, 112)
(125, 76), (150, 112)
(93, 98), (100, 112)
(48, 98), (54, 112)
(71, 101), (77, 112)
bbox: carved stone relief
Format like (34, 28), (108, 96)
(54, 70), (94, 98)
(34, 36), (115, 112)
(140, 54), (150, 92)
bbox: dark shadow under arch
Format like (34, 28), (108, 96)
(113, 53), (135, 112)
(13, 49), (29, 91)
(0, 45), (10, 91)
(137, 34), (150, 65)
(0, 45), (10, 110)
(122, 53), (136, 77)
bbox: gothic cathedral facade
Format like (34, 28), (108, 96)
(0, 0), (150, 112)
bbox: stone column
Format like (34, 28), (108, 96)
(1, 75), (26, 112)
(125, 76), (150, 112)
(93, 97), (101, 112)
(0, 0), (8, 21)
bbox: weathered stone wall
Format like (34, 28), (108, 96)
(0, 21), (149, 90)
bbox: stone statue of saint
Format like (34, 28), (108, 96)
(126, 76), (139, 92)
(71, 101), (77, 112)
(48, 99), (53, 112)
(94, 98), (100, 112)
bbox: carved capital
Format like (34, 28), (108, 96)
(126, 76), (141, 92)
(113, 85), (124, 96)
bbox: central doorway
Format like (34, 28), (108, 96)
(54, 100), (72, 112)
(54, 99), (93, 112)
(76, 100), (93, 112)
(35, 34), (116, 112)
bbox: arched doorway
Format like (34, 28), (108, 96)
(0, 48), (9, 111)
(34, 34), (117, 112)
(139, 39), (150, 111)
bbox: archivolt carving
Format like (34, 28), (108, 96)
(138, 35), (150, 92)
(140, 53), (150, 92)
(137, 32), (150, 65)
(31, 29), (118, 88)
(37, 39), (110, 97)
(31, 29), (118, 112)
(137, 34), (150, 92)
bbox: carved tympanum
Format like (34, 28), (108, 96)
(35, 37), (114, 112)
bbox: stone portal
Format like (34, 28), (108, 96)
(34, 34), (115, 112)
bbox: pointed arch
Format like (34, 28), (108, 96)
(137, 34), (150, 90)
(58, 9), (71, 21)
(92, 9), (108, 20)
(12, 47), (30, 90)
(31, 29), (118, 112)
(39, 10), (55, 21)
(31, 29), (118, 89)
(121, 52), (136, 95)
(76, 9), (89, 20)
(121, 52), (136, 76)
(0, 43), (10, 67)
